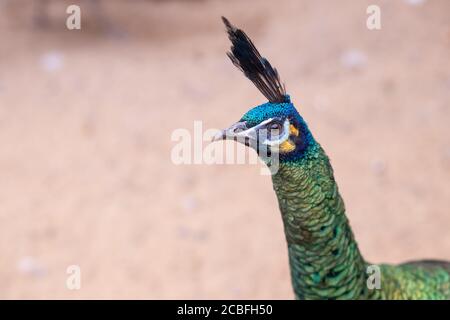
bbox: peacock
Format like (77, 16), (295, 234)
(212, 17), (450, 300)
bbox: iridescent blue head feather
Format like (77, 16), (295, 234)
(240, 98), (315, 162)
(213, 18), (316, 163)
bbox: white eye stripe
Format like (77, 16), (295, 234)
(227, 118), (290, 148)
(262, 119), (290, 146)
(231, 118), (275, 139)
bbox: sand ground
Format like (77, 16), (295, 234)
(0, 0), (449, 299)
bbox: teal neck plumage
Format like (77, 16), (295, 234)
(271, 139), (369, 299)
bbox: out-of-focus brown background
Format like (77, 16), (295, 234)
(0, 0), (449, 299)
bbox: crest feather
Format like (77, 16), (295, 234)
(222, 17), (287, 103)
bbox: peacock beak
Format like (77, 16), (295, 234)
(211, 130), (226, 142)
(211, 121), (250, 142)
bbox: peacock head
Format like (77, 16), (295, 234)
(212, 17), (314, 162)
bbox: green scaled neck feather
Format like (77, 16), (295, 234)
(216, 17), (450, 300)
(273, 142), (369, 299)
(272, 141), (450, 299)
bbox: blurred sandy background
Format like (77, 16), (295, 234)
(0, 0), (449, 299)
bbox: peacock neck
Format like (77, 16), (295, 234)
(271, 142), (369, 299)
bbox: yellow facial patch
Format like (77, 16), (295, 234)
(289, 124), (299, 137)
(279, 140), (296, 153)
(279, 124), (299, 153)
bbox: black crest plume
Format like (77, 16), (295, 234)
(222, 16), (287, 103)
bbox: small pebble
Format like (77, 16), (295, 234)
(404, 0), (426, 6)
(17, 256), (46, 277)
(40, 51), (64, 72)
(181, 195), (198, 213)
(341, 49), (367, 70)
